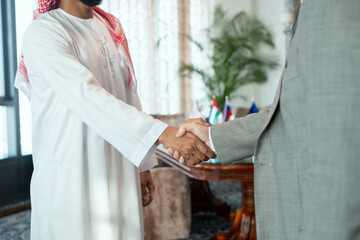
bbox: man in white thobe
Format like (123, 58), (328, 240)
(14, 0), (215, 239)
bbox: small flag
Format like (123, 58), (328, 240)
(193, 101), (203, 118)
(222, 96), (233, 122)
(208, 97), (219, 125)
(248, 100), (259, 114)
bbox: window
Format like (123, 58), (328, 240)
(0, 0), (33, 208)
(15, 0), (33, 155)
(0, 0), (20, 159)
(100, 0), (182, 114)
(0, 0), (33, 159)
(190, 0), (215, 116)
(0, 17), (4, 97)
(0, 0), (33, 209)
(100, 0), (214, 115)
(0, 107), (8, 158)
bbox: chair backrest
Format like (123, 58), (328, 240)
(143, 167), (191, 240)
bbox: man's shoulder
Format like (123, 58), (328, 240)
(27, 10), (65, 33)
(24, 10), (68, 46)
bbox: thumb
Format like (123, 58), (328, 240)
(189, 118), (210, 127)
(176, 123), (195, 137)
(198, 119), (210, 127)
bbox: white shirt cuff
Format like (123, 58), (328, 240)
(209, 127), (217, 153)
(139, 150), (159, 172)
(130, 121), (167, 168)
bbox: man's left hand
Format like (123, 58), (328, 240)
(140, 171), (155, 207)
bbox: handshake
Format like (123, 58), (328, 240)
(157, 118), (216, 165)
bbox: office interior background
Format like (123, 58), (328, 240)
(0, 0), (300, 239)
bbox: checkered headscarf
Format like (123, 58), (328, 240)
(15, 0), (137, 99)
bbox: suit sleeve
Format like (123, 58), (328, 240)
(23, 22), (167, 168)
(210, 107), (270, 165)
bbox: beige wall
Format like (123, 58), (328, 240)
(215, 0), (286, 108)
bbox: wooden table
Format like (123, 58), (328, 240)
(156, 149), (256, 240)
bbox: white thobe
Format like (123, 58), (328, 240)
(19, 8), (167, 240)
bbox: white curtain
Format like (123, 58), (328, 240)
(100, 0), (214, 115)
(189, 0), (214, 116)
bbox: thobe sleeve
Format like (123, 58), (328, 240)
(22, 22), (167, 168)
(210, 106), (270, 165)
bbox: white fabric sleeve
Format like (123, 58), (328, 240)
(138, 152), (159, 172)
(208, 127), (217, 153)
(22, 22), (167, 168)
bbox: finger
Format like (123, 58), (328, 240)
(177, 134), (208, 164)
(187, 118), (210, 126)
(176, 123), (196, 137)
(168, 148), (174, 156)
(186, 150), (207, 165)
(191, 151), (208, 163)
(176, 125), (187, 138)
(173, 151), (180, 160)
(186, 154), (203, 166)
(179, 156), (185, 164)
(195, 140), (216, 159)
(186, 133), (216, 159)
(142, 195), (152, 207)
(149, 181), (155, 201)
(141, 181), (147, 195)
(141, 185), (148, 205)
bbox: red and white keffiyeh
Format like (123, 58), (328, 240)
(15, 0), (137, 99)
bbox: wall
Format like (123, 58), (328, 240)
(215, 0), (286, 109)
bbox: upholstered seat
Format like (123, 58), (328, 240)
(143, 167), (191, 240)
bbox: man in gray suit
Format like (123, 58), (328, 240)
(174, 1), (360, 239)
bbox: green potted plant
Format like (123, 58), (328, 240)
(181, 5), (279, 112)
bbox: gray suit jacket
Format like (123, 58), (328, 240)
(211, 1), (360, 239)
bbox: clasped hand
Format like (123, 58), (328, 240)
(158, 118), (215, 166)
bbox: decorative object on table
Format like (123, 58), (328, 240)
(181, 5), (279, 112)
(208, 97), (220, 125)
(222, 96), (233, 122)
(248, 100), (260, 114)
(193, 100), (203, 119)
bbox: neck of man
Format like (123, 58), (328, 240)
(59, 0), (93, 19)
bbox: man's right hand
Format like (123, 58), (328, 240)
(157, 126), (216, 165)
(176, 123), (211, 147)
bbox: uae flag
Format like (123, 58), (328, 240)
(222, 96), (233, 122)
(208, 98), (219, 125)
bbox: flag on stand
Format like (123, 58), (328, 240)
(208, 97), (219, 125)
(222, 96), (233, 122)
(248, 100), (259, 114)
(193, 101), (203, 118)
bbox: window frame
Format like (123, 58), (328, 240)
(0, 0), (32, 211)
(0, 0), (21, 158)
